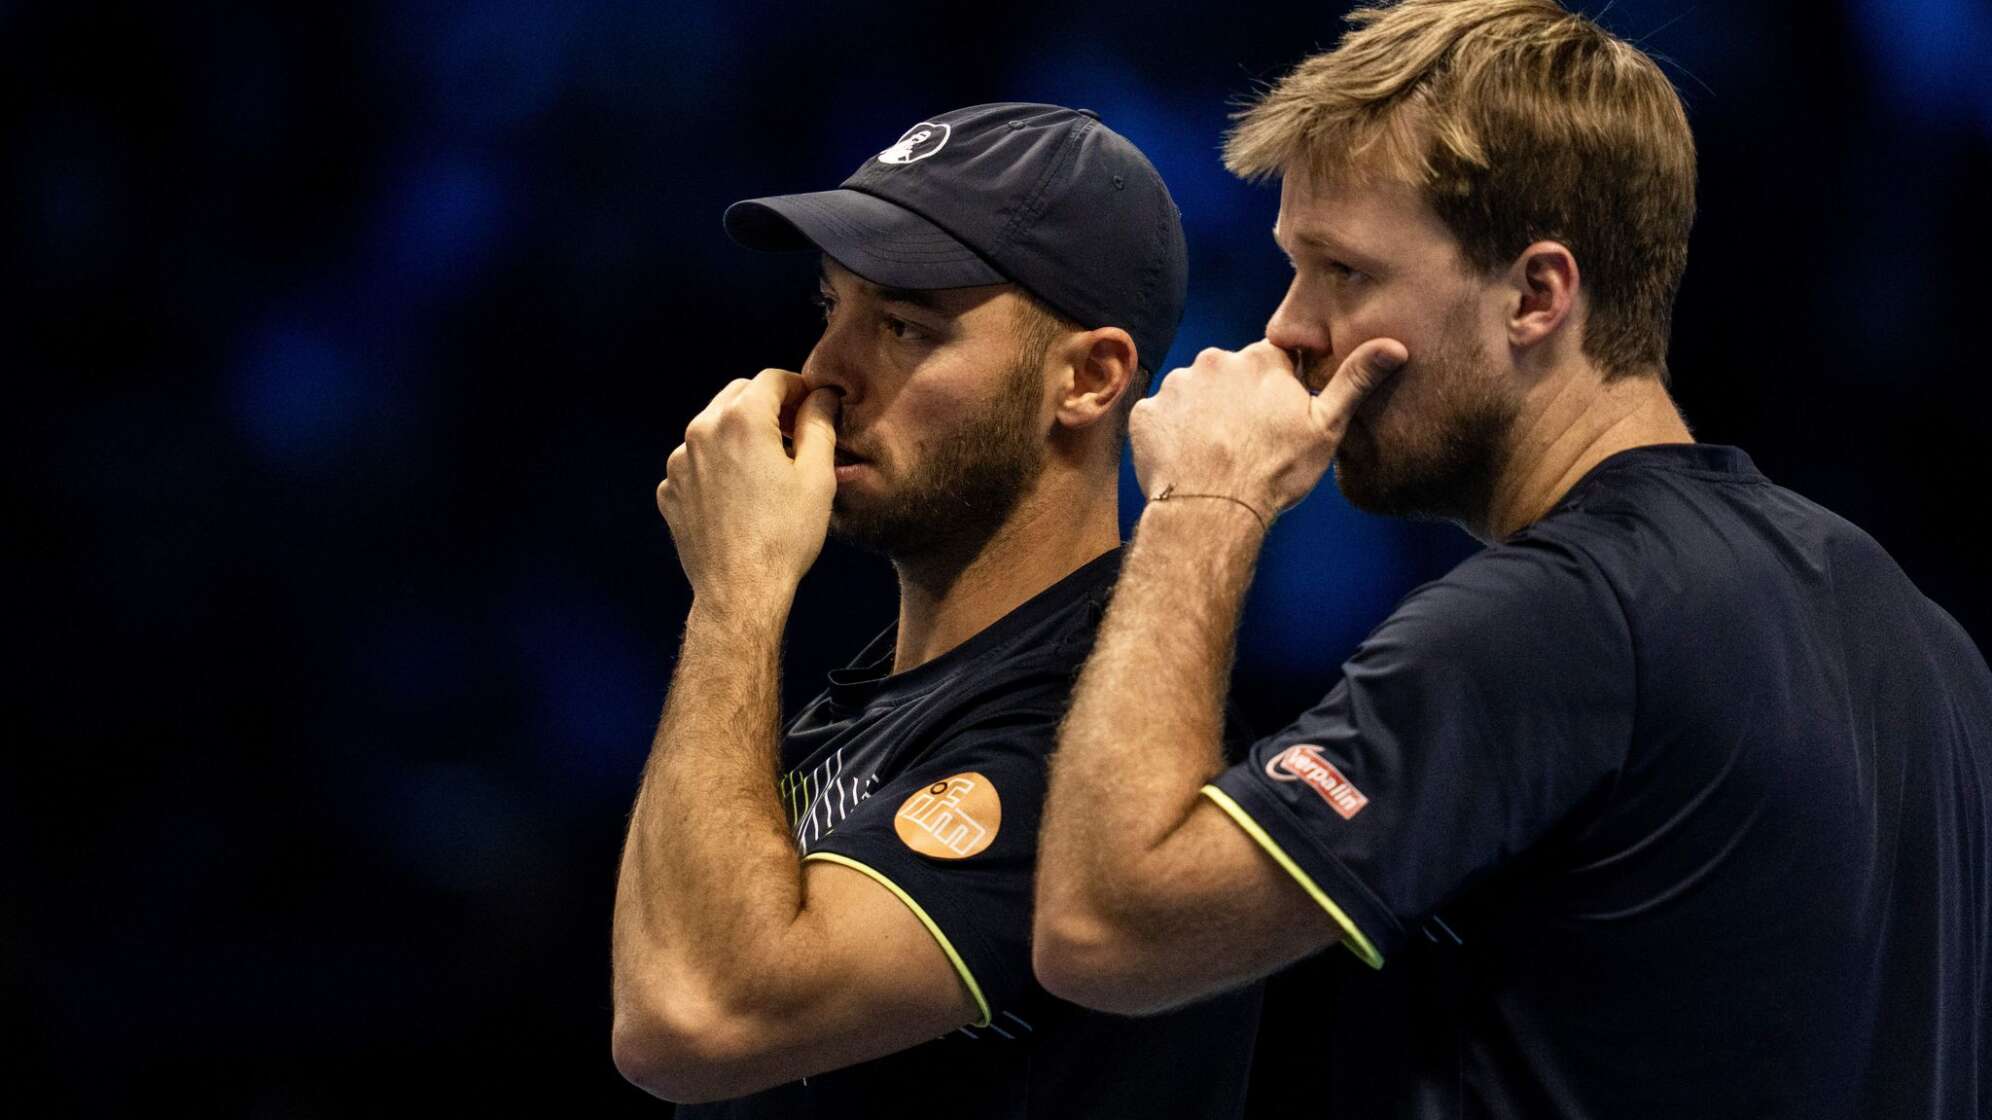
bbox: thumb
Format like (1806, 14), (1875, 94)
(1310, 338), (1407, 442)
(790, 387), (842, 476)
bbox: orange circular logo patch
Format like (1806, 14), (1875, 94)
(893, 772), (1001, 859)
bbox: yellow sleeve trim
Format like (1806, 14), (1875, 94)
(1199, 785), (1385, 970)
(801, 851), (994, 1027)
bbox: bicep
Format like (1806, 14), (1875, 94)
(1164, 794), (1351, 967)
(794, 855), (985, 1034)
(1037, 795), (1348, 1014)
(690, 856), (981, 1094)
(679, 718), (1062, 1096)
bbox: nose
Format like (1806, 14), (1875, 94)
(1264, 276), (1331, 370)
(800, 331), (861, 408)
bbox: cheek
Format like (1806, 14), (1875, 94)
(863, 381), (957, 464)
(1326, 293), (1413, 366)
(1354, 346), (1454, 447)
(1340, 297), (1456, 387)
(1351, 365), (1412, 439)
(1339, 273), (1468, 348)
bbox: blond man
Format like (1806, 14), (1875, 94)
(1033, 2), (1991, 1116)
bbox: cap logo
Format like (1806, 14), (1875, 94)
(894, 771), (999, 858)
(877, 121), (950, 165)
(1266, 744), (1369, 820)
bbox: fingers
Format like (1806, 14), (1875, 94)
(710, 377), (755, 412)
(1239, 339), (1295, 373)
(688, 369), (802, 442)
(789, 387), (841, 477)
(656, 444), (688, 519)
(1308, 338), (1407, 442)
(697, 369), (799, 420)
(747, 367), (805, 419)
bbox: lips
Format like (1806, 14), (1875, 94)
(832, 446), (874, 485)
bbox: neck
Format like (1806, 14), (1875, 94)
(890, 459), (1120, 674)
(1478, 366), (1694, 541)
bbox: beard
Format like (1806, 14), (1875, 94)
(1333, 305), (1518, 527)
(828, 346), (1047, 564)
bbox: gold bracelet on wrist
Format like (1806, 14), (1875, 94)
(1148, 483), (1273, 533)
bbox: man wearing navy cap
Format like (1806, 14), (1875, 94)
(609, 103), (1261, 1117)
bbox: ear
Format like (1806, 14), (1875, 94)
(1505, 240), (1581, 353)
(1053, 327), (1138, 432)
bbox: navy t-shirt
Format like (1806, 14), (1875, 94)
(1207, 444), (1990, 1118)
(681, 548), (1262, 1119)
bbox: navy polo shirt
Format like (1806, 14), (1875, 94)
(682, 548), (1262, 1119)
(1207, 444), (1991, 1118)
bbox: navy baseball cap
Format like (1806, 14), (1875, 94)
(724, 102), (1188, 373)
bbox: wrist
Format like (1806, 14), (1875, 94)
(687, 585), (794, 637)
(1134, 495), (1268, 585)
(1141, 487), (1272, 542)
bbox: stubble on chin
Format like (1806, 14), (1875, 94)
(825, 350), (1047, 561)
(1329, 332), (1515, 526)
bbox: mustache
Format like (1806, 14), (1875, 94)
(1293, 349), (1329, 394)
(833, 426), (877, 462)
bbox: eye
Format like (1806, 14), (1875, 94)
(812, 292), (836, 321)
(1326, 260), (1364, 283)
(882, 314), (925, 342)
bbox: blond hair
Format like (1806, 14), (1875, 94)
(1226, 0), (1696, 379)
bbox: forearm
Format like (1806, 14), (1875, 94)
(1041, 498), (1265, 922)
(1036, 338), (1402, 1012)
(612, 595), (805, 1028)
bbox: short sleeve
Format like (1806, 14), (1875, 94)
(1206, 534), (1635, 967)
(801, 714), (1051, 1028)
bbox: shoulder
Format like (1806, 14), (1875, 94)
(854, 656), (1086, 781)
(1381, 528), (1629, 656)
(919, 672), (1074, 764)
(1326, 526), (1638, 713)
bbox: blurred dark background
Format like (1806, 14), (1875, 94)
(13, 0), (1989, 1114)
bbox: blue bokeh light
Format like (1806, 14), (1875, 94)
(1848, 0), (1992, 130)
(410, 0), (575, 136)
(510, 588), (661, 799)
(378, 155), (510, 290)
(1243, 486), (1409, 672)
(231, 321), (368, 471)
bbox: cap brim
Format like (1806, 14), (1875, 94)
(723, 189), (1006, 290)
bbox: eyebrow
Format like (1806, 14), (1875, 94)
(874, 286), (951, 314)
(1275, 227), (1393, 278)
(817, 266), (951, 315)
(1275, 226), (1356, 255)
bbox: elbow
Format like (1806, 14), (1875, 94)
(610, 997), (762, 1104)
(610, 1010), (724, 1103)
(1031, 901), (1173, 1017)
